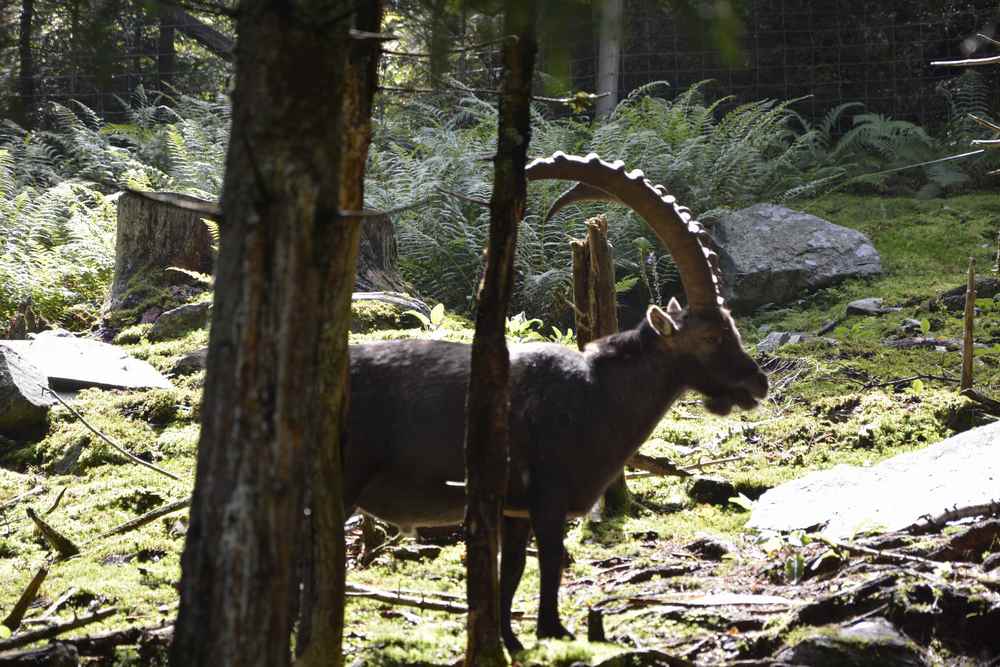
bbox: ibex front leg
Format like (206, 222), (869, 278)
(500, 517), (531, 654)
(530, 488), (574, 642)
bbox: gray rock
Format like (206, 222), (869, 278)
(936, 277), (1000, 311)
(688, 475), (737, 505)
(148, 302), (212, 341)
(982, 552), (1000, 572)
(1, 330), (172, 391)
(775, 618), (925, 666)
(686, 533), (737, 560)
(713, 204), (881, 311)
(171, 347), (208, 376)
(0, 346), (55, 438)
(847, 297), (900, 316)
(757, 331), (837, 354)
(749, 421), (1000, 538)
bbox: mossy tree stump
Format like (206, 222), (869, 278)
(102, 191), (215, 330)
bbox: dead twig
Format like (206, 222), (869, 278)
(680, 454), (749, 473)
(627, 453), (691, 478)
(26, 508), (79, 558)
(88, 498), (190, 544)
(863, 373), (958, 390)
(2, 566), (48, 631)
(44, 487), (68, 516)
(32, 587), (78, 623)
(0, 607), (117, 652)
(961, 388), (1000, 416)
(41, 387), (181, 482)
(346, 583), (468, 614)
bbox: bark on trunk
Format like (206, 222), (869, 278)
(586, 216), (630, 516)
(464, 3), (537, 665)
(594, 0), (622, 118)
(15, 0), (35, 128)
(103, 191), (215, 327)
(297, 3), (383, 665)
(355, 215), (406, 293)
(158, 7), (176, 91)
(169, 2), (374, 665)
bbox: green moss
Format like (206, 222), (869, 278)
(112, 323), (153, 345)
(351, 300), (404, 333)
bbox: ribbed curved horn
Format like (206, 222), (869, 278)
(543, 182), (620, 223)
(526, 152), (723, 314)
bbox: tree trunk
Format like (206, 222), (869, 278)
(297, 3), (383, 665)
(594, 0), (622, 118)
(586, 216), (630, 516)
(158, 6), (176, 91)
(15, 0), (35, 128)
(464, 2), (537, 665)
(169, 1), (374, 665)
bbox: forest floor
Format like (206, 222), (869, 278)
(2, 193), (1000, 665)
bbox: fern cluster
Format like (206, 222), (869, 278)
(0, 88), (229, 330)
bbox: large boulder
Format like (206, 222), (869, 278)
(712, 204), (882, 311)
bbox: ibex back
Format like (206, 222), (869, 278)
(344, 300), (767, 653)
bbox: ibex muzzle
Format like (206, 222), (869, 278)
(343, 154), (768, 654)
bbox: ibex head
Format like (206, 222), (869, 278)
(526, 152), (768, 413)
(646, 299), (767, 416)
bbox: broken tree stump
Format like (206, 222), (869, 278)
(572, 216), (631, 518)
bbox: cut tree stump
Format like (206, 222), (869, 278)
(355, 214), (406, 293)
(102, 191), (215, 331)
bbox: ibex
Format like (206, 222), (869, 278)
(344, 153), (768, 654)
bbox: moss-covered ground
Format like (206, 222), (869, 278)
(1, 193), (998, 664)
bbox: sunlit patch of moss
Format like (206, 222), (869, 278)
(516, 639), (625, 666)
(112, 323), (153, 345)
(351, 300), (405, 333)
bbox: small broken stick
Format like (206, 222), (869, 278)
(26, 507), (79, 558)
(2, 566), (48, 631)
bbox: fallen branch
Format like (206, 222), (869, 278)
(908, 499), (1000, 534)
(346, 583), (468, 614)
(344, 583), (528, 618)
(32, 587), (78, 623)
(0, 607), (117, 652)
(0, 643), (79, 666)
(0, 486), (45, 512)
(2, 566), (48, 631)
(680, 454), (749, 473)
(863, 374), (958, 389)
(41, 387), (181, 482)
(627, 453), (690, 478)
(26, 508), (79, 558)
(88, 498), (190, 544)
(961, 388), (1000, 416)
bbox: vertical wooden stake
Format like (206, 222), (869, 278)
(570, 239), (593, 350)
(961, 257), (976, 391)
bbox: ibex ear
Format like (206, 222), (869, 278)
(647, 304), (680, 337)
(665, 297), (683, 319)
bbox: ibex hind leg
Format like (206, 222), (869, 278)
(500, 516), (532, 654)
(530, 490), (574, 642)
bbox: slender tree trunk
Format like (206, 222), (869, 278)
(15, 0), (35, 127)
(297, 3), (383, 666)
(158, 5), (176, 92)
(464, 2), (537, 665)
(594, 0), (622, 118)
(169, 2), (367, 665)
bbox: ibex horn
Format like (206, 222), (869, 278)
(525, 152), (723, 314)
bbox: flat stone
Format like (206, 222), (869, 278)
(776, 618), (925, 666)
(0, 346), (55, 437)
(847, 297), (900, 316)
(685, 533), (737, 560)
(749, 421), (1000, 538)
(1, 330), (172, 391)
(757, 331), (837, 354)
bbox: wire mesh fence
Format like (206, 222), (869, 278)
(3, 0), (1000, 127)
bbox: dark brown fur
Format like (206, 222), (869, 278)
(344, 302), (767, 653)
